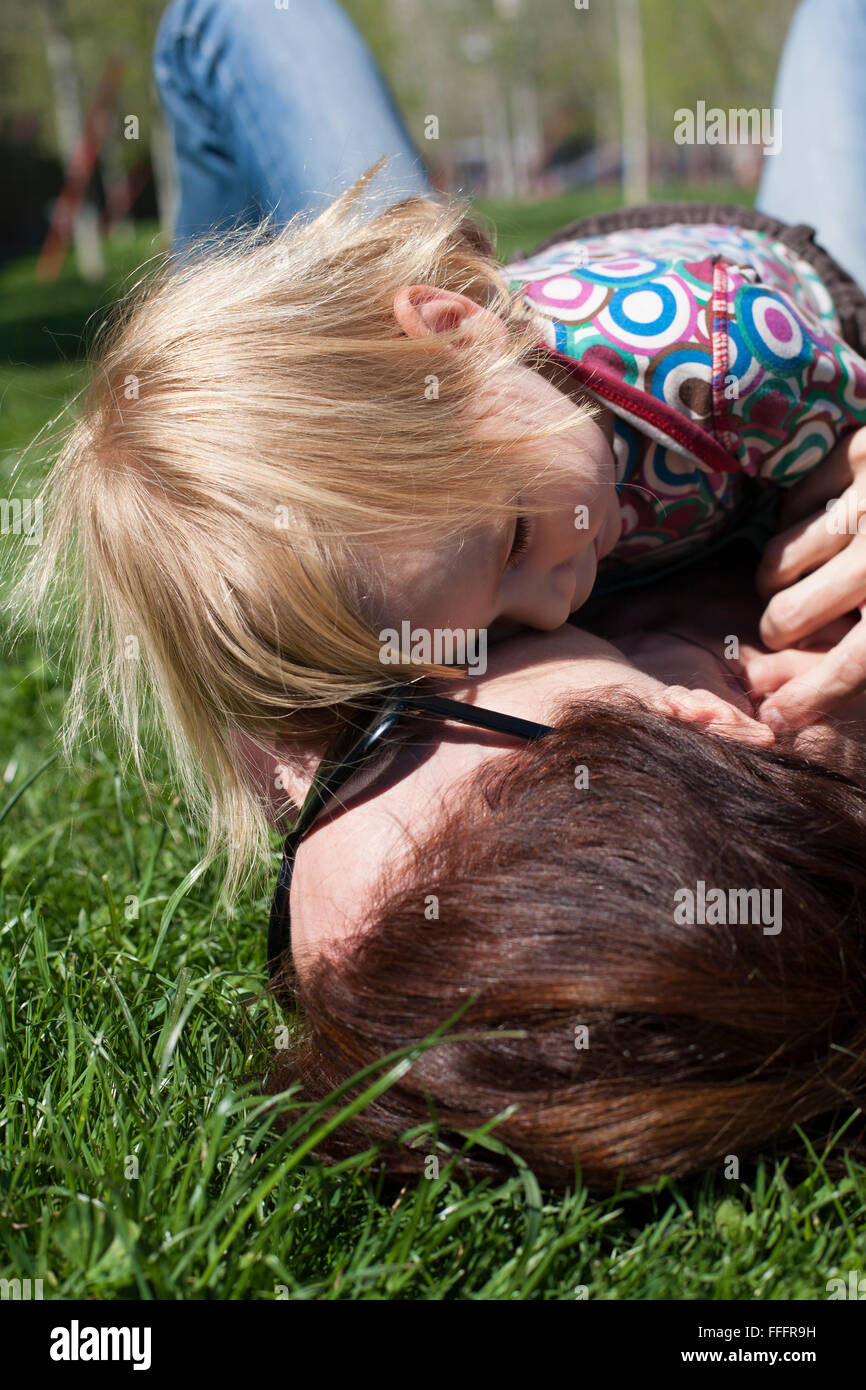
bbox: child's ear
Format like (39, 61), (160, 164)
(393, 285), (508, 345)
(650, 685), (776, 747)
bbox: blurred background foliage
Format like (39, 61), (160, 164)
(1, 0), (798, 265)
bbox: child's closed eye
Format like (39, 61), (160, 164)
(505, 515), (533, 570)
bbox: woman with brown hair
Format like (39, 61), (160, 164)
(269, 545), (866, 1190)
(143, 0), (866, 1189)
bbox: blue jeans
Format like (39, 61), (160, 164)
(757, 0), (866, 289)
(155, 0), (866, 290)
(153, 0), (432, 247)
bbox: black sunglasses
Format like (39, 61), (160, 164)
(267, 684), (553, 974)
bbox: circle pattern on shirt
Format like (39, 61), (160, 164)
(722, 317), (761, 397)
(597, 275), (695, 352)
(579, 255), (665, 285)
(737, 285), (809, 372)
(646, 345), (713, 421)
(523, 274), (611, 323)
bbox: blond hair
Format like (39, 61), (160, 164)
(11, 166), (594, 896)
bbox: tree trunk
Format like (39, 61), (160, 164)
(615, 0), (649, 204)
(149, 105), (178, 245)
(40, 0), (105, 281)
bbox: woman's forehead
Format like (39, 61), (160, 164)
(289, 714), (501, 962)
(289, 624), (634, 962)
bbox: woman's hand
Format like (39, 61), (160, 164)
(755, 425), (866, 730)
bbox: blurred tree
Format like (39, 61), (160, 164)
(0, 0), (803, 214)
(1, 0), (171, 246)
(349, 0), (799, 193)
(616, 0), (649, 201)
(39, 0), (105, 279)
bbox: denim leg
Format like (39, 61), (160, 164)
(756, 0), (866, 289)
(153, 0), (432, 248)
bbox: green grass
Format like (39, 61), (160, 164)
(476, 181), (751, 261)
(1, 196), (865, 1301)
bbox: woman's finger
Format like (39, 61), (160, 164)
(756, 497), (852, 599)
(759, 618), (866, 731)
(759, 541), (866, 650)
(777, 432), (859, 527)
(742, 646), (827, 697)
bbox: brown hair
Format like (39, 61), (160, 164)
(269, 699), (866, 1190)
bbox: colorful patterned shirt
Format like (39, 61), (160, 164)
(506, 216), (866, 585)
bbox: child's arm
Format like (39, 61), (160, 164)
(751, 425), (866, 730)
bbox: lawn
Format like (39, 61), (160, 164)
(1, 192), (864, 1301)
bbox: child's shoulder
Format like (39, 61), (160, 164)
(502, 204), (866, 577)
(505, 208), (841, 339)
